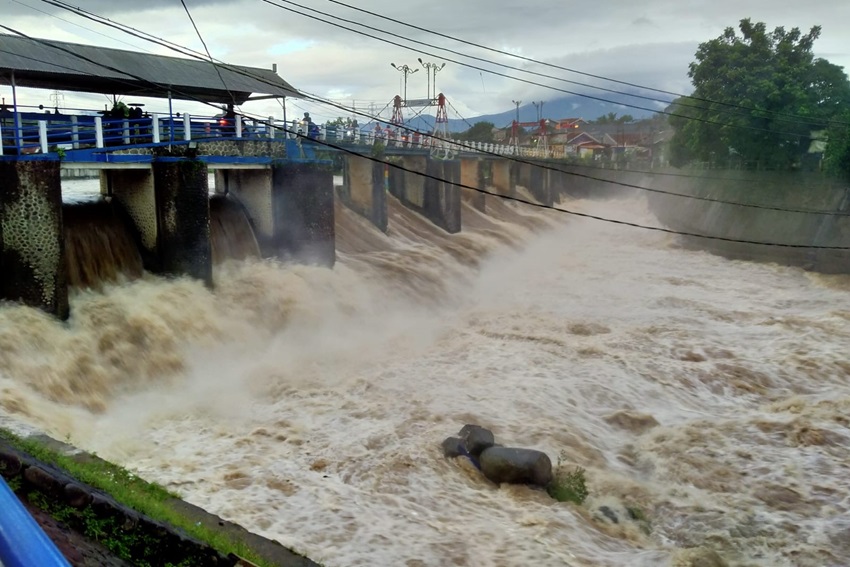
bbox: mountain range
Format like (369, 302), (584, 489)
(402, 92), (663, 133)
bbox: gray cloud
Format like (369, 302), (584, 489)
(3, 0), (849, 121)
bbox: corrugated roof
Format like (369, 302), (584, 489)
(0, 33), (300, 104)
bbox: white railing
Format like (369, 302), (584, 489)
(3, 108), (557, 160)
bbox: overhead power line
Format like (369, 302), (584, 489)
(325, 0), (850, 129)
(8, 11), (847, 216)
(179, 0), (233, 104)
(252, 0), (832, 138)
(1, 23), (848, 250)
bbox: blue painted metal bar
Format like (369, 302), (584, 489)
(0, 476), (71, 567)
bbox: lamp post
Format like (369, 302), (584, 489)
(418, 58), (446, 99)
(512, 99), (521, 124)
(390, 63), (418, 103)
(532, 100), (545, 121)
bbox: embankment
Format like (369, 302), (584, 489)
(558, 164), (850, 273)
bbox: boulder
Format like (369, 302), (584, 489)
(63, 483), (92, 509)
(479, 447), (553, 487)
(0, 450), (23, 478)
(458, 425), (495, 457)
(441, 437), (467, 459)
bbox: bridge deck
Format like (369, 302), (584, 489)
(0, 109), (541, 165)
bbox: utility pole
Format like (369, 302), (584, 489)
(512, 99), (521, 123)
(418, 58), (446, 99)
(532, 100), (545, 121)
(390, 62), (418, 102)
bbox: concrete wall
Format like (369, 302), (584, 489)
(391, 157), (462, 233)
(522, 161), (553, 206)
(0, 160), (69, 319)
(218, 169), (274, 244)
(271, 164), (336, 266)
(102, 169), (158, 268)
(643, 170), (850, 273)
(340, 155), (388, 232)
(557, 164), (850, 273)
(492, 159), (513, 197)
(220, 165), (336, 266)
(152, 161), (213, 285)
(460, 158), (485, 212)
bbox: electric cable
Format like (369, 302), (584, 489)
(3, 22), (849, 249)
(260, 0), (840, 132)
(4, 20), (847, 217)
(325, 0), (850, 129)
(178, 0), (233, 105)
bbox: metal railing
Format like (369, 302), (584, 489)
(1, 110), (559, 159)
(0, 476), (71, 567)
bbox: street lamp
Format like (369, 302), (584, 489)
(532, 100), (545, 121)
(418, 58), (446, 99)
(512, 99), (522, 124)
(390, 63), (418, 102)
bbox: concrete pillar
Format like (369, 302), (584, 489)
(389, 157), (462, 233)
(398, 155), (427, 208)
(492, 159), (513, 197)
(424, 159), (462, 233)
(152, 160), (212, 285)
(341, 154), (388, 232)
(527, 162), (553, 206)
(547, 165), (567, 204)
(517, 162), (533, 192)
(460, 158), (485, 212)
(102, 168), (158, 269)
(213, 170), (229, 195)
(222, 169), (274, 253)
(270, 163), (335, 266)
(0, 160), (68, 319)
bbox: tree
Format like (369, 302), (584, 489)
(455, 121), (496, 143)
(824, 110), (850, 181)
(593, 112), (634, 125)
(325, 116), (357, 129)
(669, 19), (850, 169)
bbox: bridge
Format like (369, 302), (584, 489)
(1, 32), (570, 323)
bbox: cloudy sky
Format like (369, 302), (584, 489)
(3, 0), (849, 124)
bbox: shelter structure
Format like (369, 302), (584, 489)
(0, 32), (298, 104)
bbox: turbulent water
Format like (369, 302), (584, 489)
(2, 178), (850, 567)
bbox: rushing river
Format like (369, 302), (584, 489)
(1, 179), (849, 567)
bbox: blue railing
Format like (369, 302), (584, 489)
(1, 109), (528, 159)
(0, 476), (71, 567)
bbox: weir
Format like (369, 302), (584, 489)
(0, 33), (563, 318)
(387, 156), (462, 233)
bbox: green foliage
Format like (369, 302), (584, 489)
(0, 428), (279, 567)
(592, 112), (634, 125)
(325, 116), (358, 129)
(626, 505), (652, 535)
(547, 454), (589, 505)
(371, 140), (386, 159)
(5, 473), (22, 492)
(670, 18), (850, 169)
(824, 110), (850, 181)
(454, 121), (496, 143)
(111, 102), (129, 118)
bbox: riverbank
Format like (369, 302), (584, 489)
(0, 427), (318, 567)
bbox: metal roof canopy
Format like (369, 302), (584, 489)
(0, 33), (300, 105)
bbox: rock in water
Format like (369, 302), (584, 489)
(458, 425), (495, 456)
(441, 437), (467, 459)
(479, 447), (553, 487)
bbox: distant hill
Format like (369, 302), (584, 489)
(404, 93), (661, 133)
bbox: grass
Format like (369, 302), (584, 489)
(547, 453), (589, 505)
(0, 428), (279, 567)
(626, 505), (653, 535)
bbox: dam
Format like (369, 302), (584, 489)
(3, 33), (850, 567)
